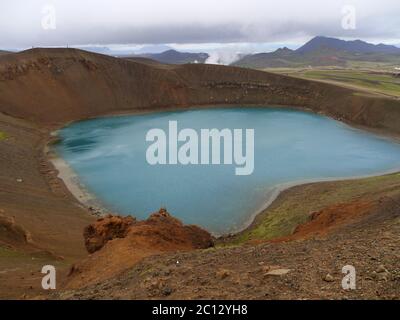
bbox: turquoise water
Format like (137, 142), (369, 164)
(55, 107), (400, 234)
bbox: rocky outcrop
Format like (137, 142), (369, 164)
(66, 209), (213, 289)
(84, 215), (136, 253)
(136, 208), (214, 249)
(0, 211), (33, 247)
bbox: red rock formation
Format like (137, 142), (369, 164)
(67, 209), (213, 289)
(83, 215), (136, 254)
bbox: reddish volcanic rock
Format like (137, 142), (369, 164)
(136, 208), (214, 249)
(83, 215), (136, 254)
(66, 209), (213, 289)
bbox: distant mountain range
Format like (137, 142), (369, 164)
(133, 44), (173, 54)
(233, 36), (400, 69)
(2, 36), (399, 68)
(297, 36), (400, 54)
(128, 36), (400, 67)
(132, 49), (209, 64)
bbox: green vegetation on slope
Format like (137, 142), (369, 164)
(300, 70), (400, 97)
(0, 131), (6, 140)
(266, 68), (400, 98)
(225, 173), (400, 245)
(0, 246), (26, 258)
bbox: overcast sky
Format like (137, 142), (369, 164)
(1, 0), (399, 51)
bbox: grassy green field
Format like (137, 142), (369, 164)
(265, 68), (400, 98)
(346, 60), (400, 71)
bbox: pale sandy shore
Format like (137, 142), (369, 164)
(49, 154), (107, 216)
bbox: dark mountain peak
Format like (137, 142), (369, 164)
(297, 36), (400, 54)
(313, 35), (332, 40)
(137, 49), (209, 64)
(296, 36), (345, 53)
(273, 47), (294, 56)
(162, 49), (179, 54)
(276, 47), (293, 52)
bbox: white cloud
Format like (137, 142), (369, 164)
(0, 0), (399, 48)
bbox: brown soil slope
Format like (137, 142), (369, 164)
(0, 112), (93, 298)
(1, 48), (400, 135)
(0, 111), (94, 257)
